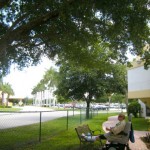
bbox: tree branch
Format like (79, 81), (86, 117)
(0, 0), (11, 9)
(0, 10), (59, 56)
(0, 0), (76, 57)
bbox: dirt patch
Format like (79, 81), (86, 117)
(141, 137), (150, 149)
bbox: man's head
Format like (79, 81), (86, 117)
(118, 113), (125, 121)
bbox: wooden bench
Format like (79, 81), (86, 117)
(75, 124), (102, 149)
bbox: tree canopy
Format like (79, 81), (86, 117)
(55, 59), (127, 118)
(55, 62), (126, 101)
(0, 0), (150, 76)
(31, 67), (58, 95)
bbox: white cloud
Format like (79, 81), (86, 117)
(3, 57), (56, 98)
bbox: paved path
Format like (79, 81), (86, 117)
(15, 105), (54, 111)
(102, 116), (149, 150)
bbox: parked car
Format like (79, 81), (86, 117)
(92, 104), (108, 110)
(120, 104), (126, 109)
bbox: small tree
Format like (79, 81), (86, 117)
(55, 60), (127, 119)
(128, 101), (141, 118)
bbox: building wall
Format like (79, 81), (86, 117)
(138, 99), (146, 117)
(128, 65), (150, 99)
(128, 60), (150, 112)
(33, 87), (57, 107)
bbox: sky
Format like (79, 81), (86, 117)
(3, 53), (135, 99)
(3, 57), (57, 98)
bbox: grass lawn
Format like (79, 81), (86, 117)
(132, 117), (149, 131)
(0, 107), (21, 112)
(0, 112), (148, 150)
(18, 113), (112, 150)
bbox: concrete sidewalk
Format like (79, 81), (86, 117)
(13, 106), (54, 111)
(102, 116), (149, 150)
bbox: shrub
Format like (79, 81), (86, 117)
(128, 101), (141, 117)
(0, 105), (12, 108)
(0, 105), (5, 108)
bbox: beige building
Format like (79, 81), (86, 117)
(128, 57), (150, 117)
(0, 92), (23, 106)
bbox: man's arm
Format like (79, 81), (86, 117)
(106, 127), (113, 132)
(111, 121), (126, 135)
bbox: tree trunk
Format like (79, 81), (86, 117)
(6, 94), (10, 107)
(86, 100), (90, 119)
(2, 92), (5, 106)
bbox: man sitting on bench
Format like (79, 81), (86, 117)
(98, 113), (126, 142)
(81, 113), (126, 143)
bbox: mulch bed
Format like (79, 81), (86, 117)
(141, 136), (150, 149)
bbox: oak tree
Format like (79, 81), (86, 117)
(0, 0), (149, 76)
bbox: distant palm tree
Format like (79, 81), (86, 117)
(0, 79), (3, 105)
(31, 68), (58, 106)
(5, 83), (14, 106)
(0, 80), (14, 106)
